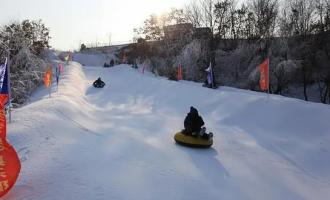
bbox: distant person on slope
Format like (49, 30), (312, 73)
(93, 77), (105, 88)
(110, 59), (115, 67)
(182, 106), (213, 140)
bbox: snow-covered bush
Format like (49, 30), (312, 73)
(176, 39), (209, 81)
(272, 60), (298, 94)
(216, 42), (260, 88)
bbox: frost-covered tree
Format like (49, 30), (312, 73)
(11, 47), (47, 105)
(0, 19), (50, 106)
(0, 20), (50, 56)
(176, 39), (209, 81)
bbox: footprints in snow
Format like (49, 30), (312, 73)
(18, 147), (30, 162)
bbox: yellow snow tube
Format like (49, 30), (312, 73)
(174, 132), (213, 148)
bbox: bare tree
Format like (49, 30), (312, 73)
(314, 0), (330, 32)
(278, 3), (294, 37)
(184, 1), (204, 27)
(200, 0), (216, 32)
(214, 0), (233, 38)
(326, 0), (330, 31)
(245, 10), (256, 38)
(290, 0), (316, 36)
(249, 0), (279, 39)
(236, 4), (248, 39)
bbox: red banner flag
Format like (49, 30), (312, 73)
(0, 110), (6, 139)
(0, 137), (21, 198)
(44, 68), (52, 88)
(0, 60), (21, 197)
(177, 65), (183, 80)
(259, 58), (269, 91)
(0, 105), (21, 197)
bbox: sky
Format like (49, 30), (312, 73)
(0, 0), (187, 50)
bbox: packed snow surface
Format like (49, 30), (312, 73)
(5, 62), (330, 200)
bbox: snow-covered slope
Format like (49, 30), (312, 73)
(5, 62), (330, 200)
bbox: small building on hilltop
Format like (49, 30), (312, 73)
(163, 23), (194, 44)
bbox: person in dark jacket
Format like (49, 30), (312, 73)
(182, 107), (204, 135)
(182, 106), (213, 139)
(93, 77), (105, 88)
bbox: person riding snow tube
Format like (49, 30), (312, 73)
(93, 77), (105, 88)
(174, 107), (213, 148)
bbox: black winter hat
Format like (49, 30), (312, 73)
(190, 106), (198, 114)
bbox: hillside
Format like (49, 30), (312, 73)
(4, 62), (330, 200)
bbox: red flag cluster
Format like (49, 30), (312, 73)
(0, 59), (21, 198)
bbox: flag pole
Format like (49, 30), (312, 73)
(6, 51), (12, 123)
(56, 65), (59, 94)
(267, 58), (270, 98)
(49, 66), (52, 98)
(268, 58), (270, 96)
(49, 83), (51, 98)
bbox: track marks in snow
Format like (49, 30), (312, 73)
(53, 108), (102, 136)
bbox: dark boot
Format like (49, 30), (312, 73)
(198, 127), (206, 137)
(207, 132), (213, 140)
(202, 132), (213, 140)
